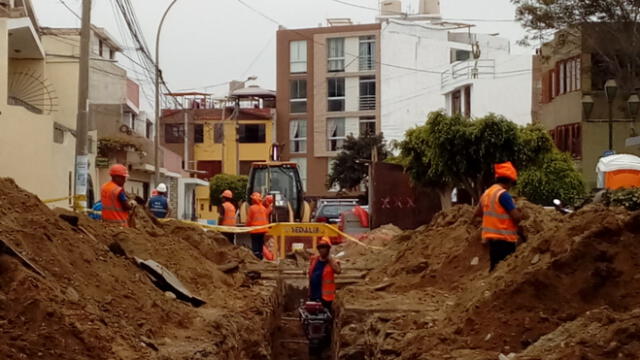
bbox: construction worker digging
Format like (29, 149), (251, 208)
(148, 183), (170, 219)
(219, 190), (237, 244)
(100, 164), (136, 227)
(474, 161), (523, 272)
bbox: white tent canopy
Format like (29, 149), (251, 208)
(596, 154), (640, 188)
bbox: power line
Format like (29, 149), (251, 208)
(236, 0), (283, 27)
(57, 0), (81, 20)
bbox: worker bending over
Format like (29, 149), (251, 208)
(247, 192), (269, 259)
(474, 161), (523, 272)
(101, 164), (136, 227)
(219, 190), (237, 244)
(308, 238), (342, 310)
(148, 183), (170, 219)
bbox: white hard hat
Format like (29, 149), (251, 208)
(156, 183), (167, 193)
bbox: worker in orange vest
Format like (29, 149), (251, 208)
(219, 190), (237, 244)
(308, 237), (342, 310)
(474, 161), (523, 271)
(247, 192), (269, 260)
(100, 164), (135, 227)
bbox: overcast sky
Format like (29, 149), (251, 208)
(33, 0), (531, 111)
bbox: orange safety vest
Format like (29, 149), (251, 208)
(480, 184), (518, 243)
(221, 202), (237, 226)
(101, 181), (129, 227)
(247, 203), (269, 233)
(308, 255), (336, 302)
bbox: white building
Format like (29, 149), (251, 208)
(378, 0), (532, 143)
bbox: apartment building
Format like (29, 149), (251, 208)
(159, 88), (275, 221)
(532, 25), (640, 188)
(276, 22), (381, 197)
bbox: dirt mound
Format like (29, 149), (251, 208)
(0, 177), (275, 359)
(336, 201), (640, 358)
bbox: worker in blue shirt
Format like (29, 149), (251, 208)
(148, 183), (171, 219)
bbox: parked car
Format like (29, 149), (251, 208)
(312, 199), (359, 224)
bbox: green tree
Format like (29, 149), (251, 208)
(327, 133), (390, 192)
(512, 0), (640, 90)
(209, 174), (248, 206)
(517, 151), (586, 206)
(398, 111), (570, 208)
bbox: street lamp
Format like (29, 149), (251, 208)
(581, 95), (594, 119)
(154, 0), (180, 184)
(604, 79), (618, 151)
(628, 94), (640, 118)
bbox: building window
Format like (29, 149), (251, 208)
(464, 86), (471, 118)
(240, 161), (259, 176)
(555, 57), (581, 96)
(165, 124), (184, 143)
(290, 79), (307, 113)
(213, 123), (224, 144)
(552, 123), (582, 159)
(291, 157), (307, 191)
(328, 38), (345, 72)
(290, 40), (307, 73)
(451, 89), (462, 115)
(328, 159), (339, 192)
(328, 78), (345, 112)
(359, 36), (375, 71)
(359, 116), (376, 136)
(53, 125), (64, 144)
(194, 124), (204, 143)
(88, 136), (94, 154)
(238, 124), (266, 143)
(451, 49), (472, 63)
(146, 121), (153, 139)
(359, 76), (376, 110)
(110, 48), (115, 60)
(98, 39), (103, 57)
(327, 118), (346, 151)
(290, 119), (307, 154)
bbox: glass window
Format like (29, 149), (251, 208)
(328, 78), (345, 112)
(359, 116), (375, 136)
(359, 36), (375, 71)
(327, 118), (346, 151)
(290, 40), (307, 73)
(213, 123), (224, 144)
(238, 124), (266, 143)
(290, 79), (307, 113)
(53, 125), (64, 144)
(194, 124), (204, 143)
(165, 124), (184, 143)
(328, 38), (345, 72)
(290, 119), (307, 154)
(359, 76), (376, 110)
(290, 157), (307, 191)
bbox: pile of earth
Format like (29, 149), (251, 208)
(336, 200), (640, 359)
(0, 178), (277, 360)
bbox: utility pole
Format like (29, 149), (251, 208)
(74, 0), (92, 210)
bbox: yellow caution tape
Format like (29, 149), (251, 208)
(42, 196), (75, 204)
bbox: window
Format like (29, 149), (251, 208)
(290, 40), (307, 73)
(359, 76), (376, 110)
(146, 121), (153, 139)
(555, 57), (581, 96)
(464, 86), (471, 118)
(290, 79), (307, 113)
(98, 39), (103, 57)
(359, 116), (375, 136)
(290, 119), (307, 153)
(328, 78), (345, 112)
(88, 136), (94, 154)
(328, 159), (339, 192)
(327, 118), (346, 151)
(290, 157), (307, 191)
(165, 124), (184, 143)
(451, 89), (462, 115)
(194, 124), (204, 143)
(359, 36), (375, 71)
(240, 161), (260, 176)
(551, 123), (582, 159)
(53, 124), (64, 144)
(451, 49), (472, 63)
(328, 38), (345, 72)
(213, 123), (224, 144)
(238, 124), (266, 143)
(110, 48), (115, 60)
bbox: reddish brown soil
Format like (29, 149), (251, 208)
(0, 177), (277, 359)
(336, 201), (640, 359)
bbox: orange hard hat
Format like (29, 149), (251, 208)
(109, 164), (129, 177)
(317, 237), (332, 248)
(494, 161), (518, 181)
(250, 192), (262, 203)
(222, 190), (233, 198)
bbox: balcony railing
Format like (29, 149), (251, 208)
(359, 56), (374, 71)
(441, 59), (496, 89)
(359, 95), (376, 110)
